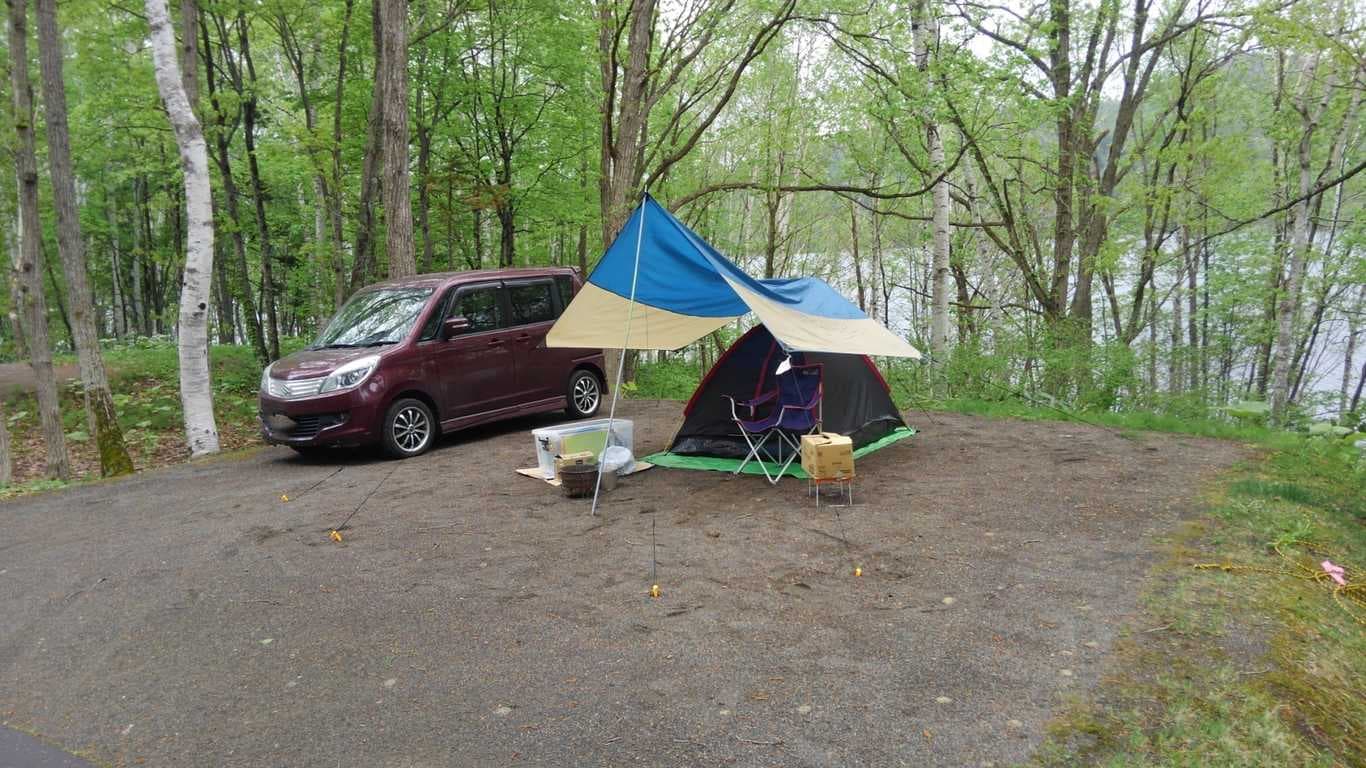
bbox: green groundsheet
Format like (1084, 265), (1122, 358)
(642, 426), (916, 480)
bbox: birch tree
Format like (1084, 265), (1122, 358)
(1267, 49), (1361, 424)
(1343, 285), (1363, 420)
(913, 0), (951, 361)
(145, 0), (220, 456)
(7, 0), (70, 479)
(35, 0), (135, 477)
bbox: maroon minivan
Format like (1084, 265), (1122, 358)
(259, 267), (606, 458)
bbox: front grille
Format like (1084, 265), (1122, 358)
(268, 376), (324, 399)
(265, 412), (345, 439)
(290, 414), (325, 439)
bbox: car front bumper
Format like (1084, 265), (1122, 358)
(258, 388), (381, 447)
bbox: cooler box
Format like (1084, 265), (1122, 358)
(801, 432), (854, 479)
(532, 418), (634, 480)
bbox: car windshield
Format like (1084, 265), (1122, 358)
(313, 287), (434, 348)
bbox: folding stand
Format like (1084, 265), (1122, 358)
(808, 473), (854, 508)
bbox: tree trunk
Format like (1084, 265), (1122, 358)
(179, 0), (198, 108)
(596, 0), (654, 247)
(43, 250), (74, 349)
(145, 0), (220, 456)
(1339, 286), (1361, 420)
(105, 192), (128, 337)
(497, 204), (516, 267)
(379, 0), (416, 278)
(237, 14), (280, 361)
(849, 201), (865, 311)
(577, 153), (589, 274)
(35, 0), (134, 476)
(130, 175), (148, 336)
(351, 0), (384, 292)
(1170, 255), (1183, 395)
(1186, 232), (1199, 394)
(913, 0), (951, 360)
(1351, 358), (1365, 414)
(201, 16), (266, 364)
(8, 0), (71, 480)
(1269, 125), (1315, 423)
(330, 0), (354, 307)
(417, 128), (434, 272)
(211, 222), (235, 343)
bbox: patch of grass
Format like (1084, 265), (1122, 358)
(0, 477), (74, 500)
(1033, 438), (1366, 767)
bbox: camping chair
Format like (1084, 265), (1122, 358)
(723, 363), (823, 484)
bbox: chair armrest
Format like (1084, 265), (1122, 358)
(721, 394), (748, 421)
(738, 389), (779, 408)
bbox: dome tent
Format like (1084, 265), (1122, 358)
(665, 324), (910, 461)
(546, 194), (918, 502)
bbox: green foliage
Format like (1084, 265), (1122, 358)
(629, 359), (702, 401)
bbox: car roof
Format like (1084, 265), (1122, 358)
(361, 267), (578, 292)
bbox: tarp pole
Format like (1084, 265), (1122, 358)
(591, 197), (647, 516)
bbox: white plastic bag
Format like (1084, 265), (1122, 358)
(599, 445), (634, 476)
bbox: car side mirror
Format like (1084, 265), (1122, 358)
(442, 316), (471, 338)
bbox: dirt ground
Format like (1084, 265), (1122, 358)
(0, 362), (80, 398)
(0, 401), (1245, 767)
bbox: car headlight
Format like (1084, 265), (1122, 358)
(260, 363), (273, 393)
(319, 354), (379, 394)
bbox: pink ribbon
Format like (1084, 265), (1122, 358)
(1320, 560), (1347, 586)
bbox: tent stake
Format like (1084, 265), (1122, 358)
(649, 516), (661, 598)
(591, 196), (648, 517)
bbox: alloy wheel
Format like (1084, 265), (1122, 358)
(573, 375), (600, 415)
(392, 405), (431, 453)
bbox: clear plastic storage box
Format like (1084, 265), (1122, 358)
(532, 418), (634, 480)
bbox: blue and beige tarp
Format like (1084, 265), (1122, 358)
(546, 195), (922, 358)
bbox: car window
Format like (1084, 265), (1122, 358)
(417, 289), (453, 341)
(508, 281), (555, 325)
(313, 287), (434, 348)
(555, 276), (574, 314)
(452, 286), (504, 333)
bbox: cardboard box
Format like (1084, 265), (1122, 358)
(801, 432), (854, 479)
(554, 451), (596, 477)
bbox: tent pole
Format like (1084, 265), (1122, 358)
(591, 196), (648, 516)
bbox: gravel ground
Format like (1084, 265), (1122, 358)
(0, 402), (1244, 767)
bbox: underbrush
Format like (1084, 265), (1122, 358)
(1035, 438), (1365, 767)
(1, 339), (277, 488)
(625, 358), (700, 401)
(628, 357), (1292, 445)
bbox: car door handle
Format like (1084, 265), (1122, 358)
(487, 339), (504, 347)
(516, 334), (532, 342)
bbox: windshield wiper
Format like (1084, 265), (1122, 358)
(313, 343), (361, 349)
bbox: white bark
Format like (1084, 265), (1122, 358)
(1270, 65), (1319, 423)
(913, 0), (951, 360)
(1343, 285), (1363, 419)
(145, 0), (220, 456)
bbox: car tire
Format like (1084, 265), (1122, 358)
(566, 369), (602, 418)
(381, 398), (437, 459)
